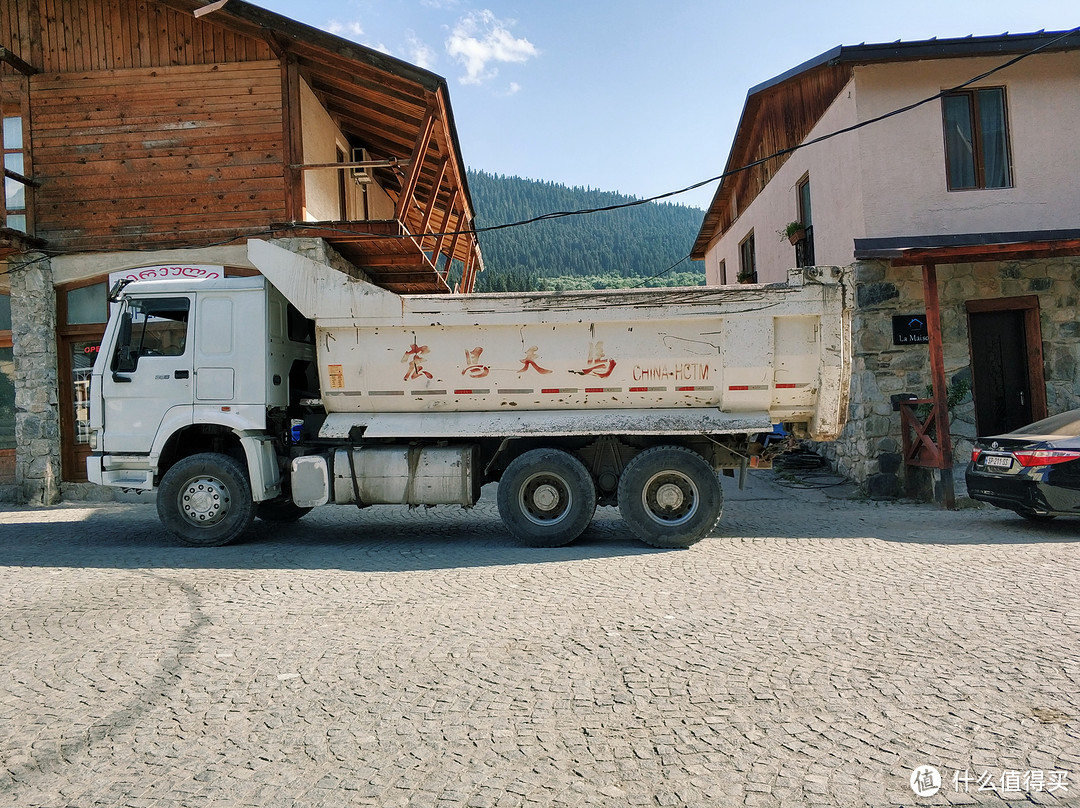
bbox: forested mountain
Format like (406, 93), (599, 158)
(466, 170), (706, 292)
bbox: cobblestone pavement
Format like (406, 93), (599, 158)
(0, 471), (1078, 808)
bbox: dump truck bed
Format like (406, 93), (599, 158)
(249, 241), (850, 441)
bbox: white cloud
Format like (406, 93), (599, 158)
(446, 10), (538, 85)
(325, 19), (392, 56)
(325, 20), (365, 42)
(406, 32), (438, 70)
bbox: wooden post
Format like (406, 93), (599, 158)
(281, 57), (304, 222)
(922, 262), (956, 509)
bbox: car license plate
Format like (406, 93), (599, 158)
(985, 454), (1013, 469)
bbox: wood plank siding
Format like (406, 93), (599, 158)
(2, 0), (482, 292)
(32, 61), (285, 250)
(4, 0), (283, 251)
(693, 65), (852, 258)
(3, 0), (272, 74)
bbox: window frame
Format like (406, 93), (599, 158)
(941, 86), (1014, 191)
(0, 294), (13, 481)
(738, 231), (757, 284)
(57, 278), (111, 483)
(2, 101), (31, 233)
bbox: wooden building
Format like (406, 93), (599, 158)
(0, 0), (484, 501)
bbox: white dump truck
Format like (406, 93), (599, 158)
(87, 240), (850, 548)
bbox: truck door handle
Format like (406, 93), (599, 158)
(111, 372), (132, 383)
(175, 370), (189, 379)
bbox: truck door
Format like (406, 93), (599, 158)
(100, 296), (194, 453)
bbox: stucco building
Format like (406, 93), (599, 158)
(692, 30), (1080, 498)
(1, 0), (482, 503)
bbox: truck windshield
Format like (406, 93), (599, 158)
(112, 297), (190, 372)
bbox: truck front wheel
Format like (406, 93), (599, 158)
(617, 446), (722, 548)
(497, 449), (596, 547)
(157, 452), (255, 546)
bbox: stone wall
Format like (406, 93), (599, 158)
(8, 253), (62, 505)
(267, 237), (375, 285)
(817, 256), (1080, 499)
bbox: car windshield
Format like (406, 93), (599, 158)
(1010, 410), (1080, 437)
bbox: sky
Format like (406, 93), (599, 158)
(254, 0), (1078, 211)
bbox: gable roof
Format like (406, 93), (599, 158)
(162, 0), (480, 292)
(691, 29), (1080, 260)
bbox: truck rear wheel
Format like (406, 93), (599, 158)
(497, 449), (596, 547)
(617, 446), (722, 548)
(157, 452), (255, 547)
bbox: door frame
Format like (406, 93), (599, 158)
(964, 295), (1047, 433)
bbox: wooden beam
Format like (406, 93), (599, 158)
(459, 250), (475, 293)
(430, 188), (458, 268)
(887, 238), (1080, 266)
(0, 46), (37, 75)
(281, 57), (304, 221)
(442, 226), (462, 284)
(394, 104), (436, 221)
(922, 262), (955, 509)
(416, 156), (449, 252)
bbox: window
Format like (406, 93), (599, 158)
(738, 232), (757, 283)
(717, 259), (727, 285)
(3, 110), (28, 232)
(796, 175), (815, 268)
(112, 298), (191, 372)
(0, 296), (13, 459)
(57, 280), (111, 481)
(942, 87), (1012, 190)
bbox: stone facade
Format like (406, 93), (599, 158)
(8, 253), (62, 505)
(817, 257), (1080, 499)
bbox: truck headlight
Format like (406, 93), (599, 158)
(87, 430), (99, 450)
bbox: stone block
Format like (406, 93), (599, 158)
(865, 473), (899, 500)
(854, 263), (886, 283)
(877, 452), (902, 475)
(856, 282), (899, 309)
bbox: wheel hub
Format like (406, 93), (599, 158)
(654, 482), (685, 511)
(180, 476), (230, 525)
(531, 483), (561, 512)
(643, 471), (697, 525)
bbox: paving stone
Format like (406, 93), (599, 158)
(0, 474), (1076, 807)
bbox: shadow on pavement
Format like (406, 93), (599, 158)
(1, 472), (1077, 572)
(0, 501), (674, 572)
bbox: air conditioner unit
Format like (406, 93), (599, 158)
(351, 148), (372, 184)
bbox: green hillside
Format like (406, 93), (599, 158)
(466, 170), (706, 292)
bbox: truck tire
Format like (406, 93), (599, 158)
(497, 448), (596, 547)
(255, 498), (313, 523)
(617, 446), (722, 549)
(157, 452), (255, 547)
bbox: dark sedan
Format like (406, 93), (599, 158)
(966, 409), (1080, 520)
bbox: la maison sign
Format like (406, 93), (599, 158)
(892, 314), (929, 345)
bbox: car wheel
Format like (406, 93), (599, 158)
(1018, 510), (1056, 522)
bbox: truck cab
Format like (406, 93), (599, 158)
(87, 276), (317, 535)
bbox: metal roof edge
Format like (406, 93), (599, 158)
(854, 229), (1080, 256)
